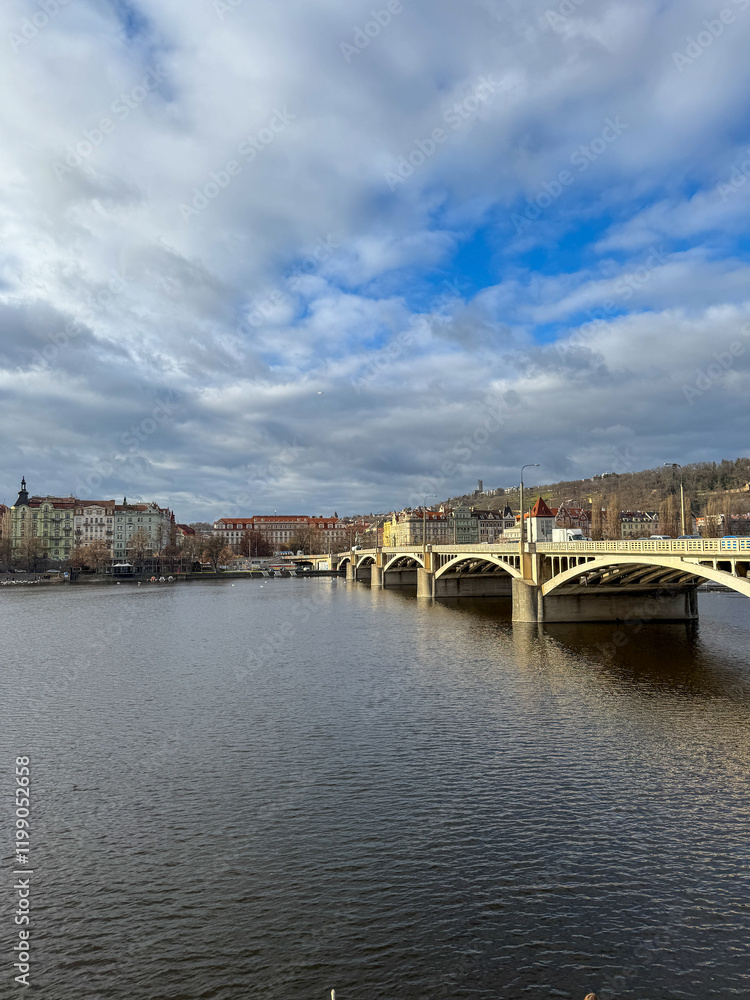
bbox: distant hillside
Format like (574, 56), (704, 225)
(441, 457), (750, 516)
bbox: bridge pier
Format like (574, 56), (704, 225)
(345, 562), (357, 583)
(512, 580), (699, 623)
(370, 565), (383, 588)
(417, 568), (435, 599)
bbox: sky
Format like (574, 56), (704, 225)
(2, 0), (750, 520)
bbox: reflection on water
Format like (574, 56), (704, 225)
(0, 580), (748, 1000)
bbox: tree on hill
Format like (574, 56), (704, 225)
(604, 493), (621, 540)
(591, 497), (603, 541)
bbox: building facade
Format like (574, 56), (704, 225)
(10, 479), (77, 562)
(112, 501), (174, 562)
(212, 515), (348, 553)
(620, 511), (659, 538)
(74, 501), (116, 552)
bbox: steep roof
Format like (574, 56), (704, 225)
(529, 496), (554, 518)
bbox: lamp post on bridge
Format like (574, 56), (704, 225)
(519, 464), (540, 557)
(422, 494), (437, 560)
(664, 463), (686, 536)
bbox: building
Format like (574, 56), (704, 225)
(503, 496), (555, 542)
(383, 509), (452, 546)
(620, 511), (659, 538)
(0, 503), (9, 549)
(450, 504), (479, 544)
(308, 517), (349, 549)
(9, 479), (77, 562)
(73, 501), (116, 552)
(212, 515), (349, 553)
(8, 479), (174, 565)
(472, 509), (504, 543)
(554, 502), (592, 534)
(112, 500), (174, 562)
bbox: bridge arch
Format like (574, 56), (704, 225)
(542, 555), (750, 600)
(435, 553), (522, 581)
(383, 552), (426, 574)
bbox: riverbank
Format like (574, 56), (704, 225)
(1, 568), (342, 587)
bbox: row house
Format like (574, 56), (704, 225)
(472, 507), (515, 542)
(554, 503), (592, 533)
(384, 509), (457, 546)
(620, 511), (659, 538)
(9, 479), (173, 563)
(74, 501), (116, 550)
(112, 501), (174, 561)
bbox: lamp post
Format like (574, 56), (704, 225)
(664, 464), (685, 536)
(519, 464), (540, 554)
(422, 494), (438, 559)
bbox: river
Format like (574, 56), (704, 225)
(1, 578), (748, 999)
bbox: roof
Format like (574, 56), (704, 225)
(528, 496), (554, 518)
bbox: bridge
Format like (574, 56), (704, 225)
(293, 538), (750, 623)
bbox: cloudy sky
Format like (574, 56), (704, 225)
(2, 0), (750, 519)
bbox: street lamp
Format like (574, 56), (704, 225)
(519, 464), (540, 552)
(423, 494), (438, 558)
(664, 464), (686, 536)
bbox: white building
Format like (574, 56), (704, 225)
(74, 501), (116, 553)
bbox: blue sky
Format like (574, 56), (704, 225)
(1, 0), (750, 518)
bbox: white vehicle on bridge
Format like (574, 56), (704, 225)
(551, 527), (591, 542)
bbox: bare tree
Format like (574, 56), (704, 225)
(202, 533), (227, 573)
(19, 535), (45, 572)
(0, 536), (12, 570)
(239, 530), (272, 558)
(287, 527), (327, 554)
(179, 534), (202, 572)
(85, 539), (112, 573)
(658, 494), (679, 537)
(604, 493), (621, 540)
(127, 528), (151, 573)
(591, 496), (603, 541)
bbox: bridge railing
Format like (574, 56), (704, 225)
(317, 538), (750, 560)
(536, 538), (750, 554)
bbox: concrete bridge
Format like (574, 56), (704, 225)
(294, 538), (750, 623)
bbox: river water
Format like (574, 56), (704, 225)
(1, 578), (748, 999)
